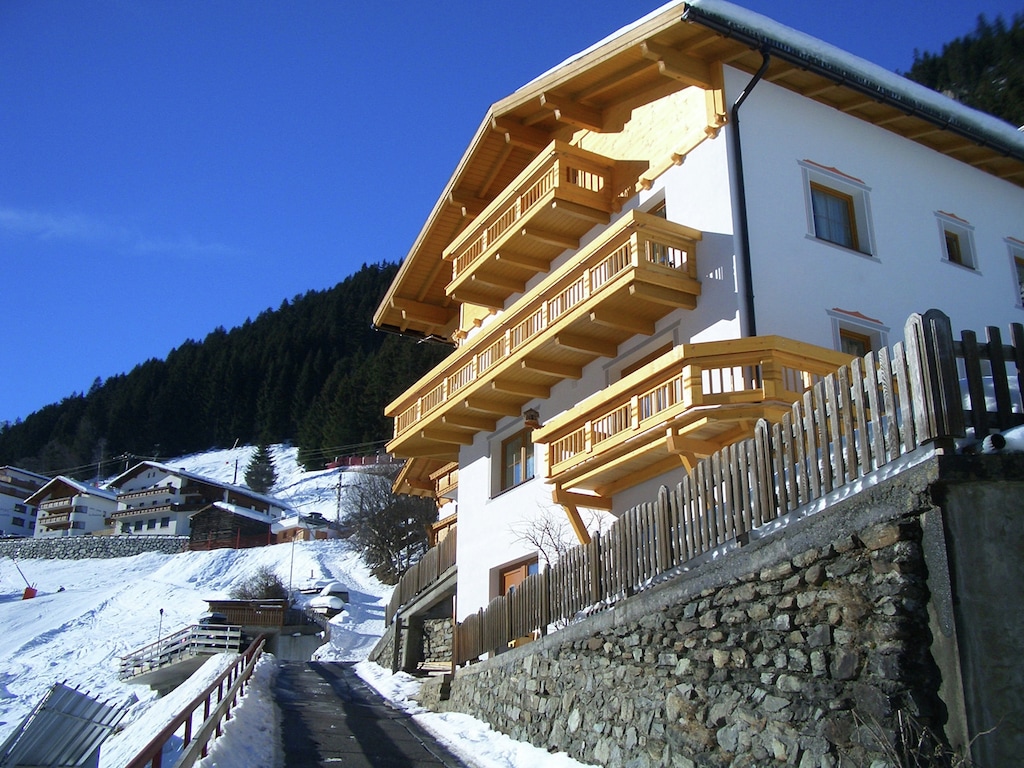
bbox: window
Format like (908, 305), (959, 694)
(11, 517), (24, 527)
(147, 518), (157, 529)
(828, 308), (889, 358)
(811, 183), (857, 250)
(14, 503), (26, 513)
(501, 430), (534, 491)
(134, 521), (144, 532)
(937, 212), (977, 270)
(499, 557), (540, 596)
(801, 160), (873, 256)
(160, 516), (170, 528)
(839, 328), (871, 357)
(1008, 239), (1024, 306)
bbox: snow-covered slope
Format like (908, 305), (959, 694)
(0, 445), (392, 757)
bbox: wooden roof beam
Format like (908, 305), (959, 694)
(477, 140), (514, 199)
(640, 41), (715, 88)
(446, 190), (487, 218)
(470, 272), (526, 292)
(464, 397), (521, 417)
(447, 287), (505, 311)
(572, 60), (653, 101)
(539, 93), (608, 132)
(391, 297), (453, 327)
(490, 117), (551, 151)
(419, 428), (475, 446)
(629, 281), (699, 309)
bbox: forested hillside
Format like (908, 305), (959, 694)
(0, 263), (450, 476)
(904, 12), (1024, 127)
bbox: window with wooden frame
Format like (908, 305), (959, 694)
(801, 160), (873, 256)
(498, 556), (539, 596)
(810, 183), (858, 251)
(937, 212), (977, 270)
(501, 430), (535, 491)
(839, 328), (871, 358)
(1009, 239), (1024, 307)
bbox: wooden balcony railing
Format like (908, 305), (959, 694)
(534, 337), (852, 496)
(385, 528), (458, 624)
(444, 141), (646, 309)
(388, 210), (701, 457)
(39, 497), (74, 511)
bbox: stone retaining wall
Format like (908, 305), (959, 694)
(436, 455), (1024, 767)
(0, 535), (190, 560)
(422, 617), (454, 663)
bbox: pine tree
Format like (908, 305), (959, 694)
(244, 444), (278, 494)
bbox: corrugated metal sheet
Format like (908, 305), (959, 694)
(0, 682), (132, 768)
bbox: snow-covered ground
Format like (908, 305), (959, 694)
(0, 445), (594, 768)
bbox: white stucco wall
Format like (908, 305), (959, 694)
(726, 66), (1024, 344)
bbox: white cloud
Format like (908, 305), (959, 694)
(0, 205), (244, 260)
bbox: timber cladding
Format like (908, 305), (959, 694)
(434, 455), (1024, 767)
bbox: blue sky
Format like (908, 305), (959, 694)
(2, 0), (1021, 425)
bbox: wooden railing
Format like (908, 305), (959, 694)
(125, 635), (266, 768)
(454, 310), (1024, 664)
(445, 141), (626, 283)
(542, 337), (851, 478)
(385, 528), (458, 624)
(391, 211), (700, 438)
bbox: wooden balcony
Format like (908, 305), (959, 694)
(532, 337), (852, 499)
(39, 511), (72, 529)
(40, 496), (74, 511)
(387, 210), (701, 460)
(444, 140), (648, 310)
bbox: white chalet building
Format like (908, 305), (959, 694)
(0, 466), (48, 537)
(28, 476), (118, 538)
(108, 461), (291, 536)
(373, 0), (1024, 621)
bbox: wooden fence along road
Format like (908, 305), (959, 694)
(390, 310), (1024, 666)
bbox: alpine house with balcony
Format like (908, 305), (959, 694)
(373, 0), (1024, 622)
(28, 476), (118, 538)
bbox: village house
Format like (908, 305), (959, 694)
(28, 476), (118, 538)
(373, 0), (1024, 626)
(108, 461), (292, 537)
(0, 466), (48, 537)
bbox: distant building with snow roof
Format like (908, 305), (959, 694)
(27, 476), (118, 538)
(0, 466), (49, 538)
(107, 461), (293, 537)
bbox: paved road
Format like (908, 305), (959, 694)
(273, 661), (469, 767)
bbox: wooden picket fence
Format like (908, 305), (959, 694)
(453, 309), (1024, 665)
(385, 528), (457, 624)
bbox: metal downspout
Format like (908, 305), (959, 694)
(730, 50), (770, 338)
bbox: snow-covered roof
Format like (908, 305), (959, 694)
(110, 461), (293, 512)
(26, 475), (118, 505)
(193, 501), (278, 525)
(681, 0), (1024, 160)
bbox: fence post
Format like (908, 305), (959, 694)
(905, 310), (964, 447)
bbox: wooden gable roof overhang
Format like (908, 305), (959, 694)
(374, 2), (1024, 342)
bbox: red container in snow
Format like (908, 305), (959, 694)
(22, 586), (36, 600)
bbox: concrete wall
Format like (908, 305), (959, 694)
(0, 534), (189, 560)
(432, 454), (1024, 768)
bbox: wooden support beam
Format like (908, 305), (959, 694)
(470, 272), (526, 292)
(420, 428), (475, 446)
(391, 297), (453, 327)
(445, 190), (487, 218)
(490, 116), (551, 151)
(556, 332), (618, 357)
(539, 92), (606, 131)
(478, 140), (514, 199)
(447, 287), (505, 311)
(490, 380), (550, 399)
(521, 358), (583, 379)
(403, 479), (435, 493)
(552, 486), (612, 511)
(519, 226), (579, 251)
(442, 413), (497, 431)
(639, 41), (714, 88)
(629, 282), (698, 309)
(551, 486), (593, 545)
(550, 200), (611, 225)
(589, 309), (654, 336)
(494, 250), (550, 272)
(390, 445), (460, 461)
(594, 454), (683, 498)
(464, 398), (521, 417)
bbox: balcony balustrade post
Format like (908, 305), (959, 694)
(631, 394), (641, 430)
(682, 364), (703, 408)
(760, 357), (781, 399)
